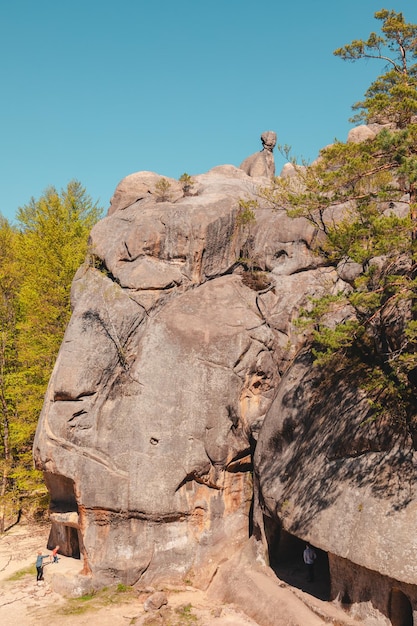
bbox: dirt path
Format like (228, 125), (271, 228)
(0, 523), (359, 626)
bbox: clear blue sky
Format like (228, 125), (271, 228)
(1, 1), (417, 220)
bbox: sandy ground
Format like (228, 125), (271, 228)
(0, 523), (360, 626)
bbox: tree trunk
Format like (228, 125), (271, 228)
(0, 394), (10, 534)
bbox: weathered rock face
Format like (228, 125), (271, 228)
(34, 164), (335, 587)
(33, 157), (417, 618)
(254, 350), (417, 584)
(240, 131), (277, 179)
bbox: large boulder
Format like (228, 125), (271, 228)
(34, 158), (417, 621)
(34, 165), (331, 587)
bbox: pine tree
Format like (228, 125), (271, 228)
(261, 9), (417, 423)
(334, 9), (417, 129)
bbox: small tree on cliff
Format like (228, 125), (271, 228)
(262, 9), (417, 425)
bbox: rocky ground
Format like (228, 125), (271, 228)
(0, 523), (362, 626)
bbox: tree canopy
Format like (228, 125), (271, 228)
(0, 181), (102, 530)
(334, 9), (417, 128)
(261, 8), (417, 432)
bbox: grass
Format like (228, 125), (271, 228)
(56, 583), (136, 617)
(59, 591), (200, 625)
(6, 564), (36, 580)
(175, 603), (198, 624)
(141, 602), (199, 626)
(3, 562), (198, 625)
(4, 569), (201, 626)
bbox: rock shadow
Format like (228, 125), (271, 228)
(256, 350), (416, 536)
(269, 528), (331, 601)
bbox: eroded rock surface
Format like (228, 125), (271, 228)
(254, 349), (417, 584)
(33, 164), (336, 588)
(240, 131), (277, 179)
(33, 157), (417, 620)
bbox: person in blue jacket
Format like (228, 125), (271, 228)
(36, 550), (49, 581)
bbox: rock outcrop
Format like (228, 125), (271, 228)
(33, 154), (417, 624)
(33, 164), (332, 586)
(240, 131), (277, 178)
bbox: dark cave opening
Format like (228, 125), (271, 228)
(45, 472), (78, 514)
(44, 472), (81, 560)
(264, 517), (331, 601)
(47, 523), (80, 560)
(390, 588), (414, 626)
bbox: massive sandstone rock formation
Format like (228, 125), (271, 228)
(34, 144), (417, 623)
(33, 164), (331, 585)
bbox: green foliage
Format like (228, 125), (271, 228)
(87, 251), (110, 276)
(262, 129), (417, 265)
(234, 199), (266, 288)
(6, 563), (36, 580)
(0, 181), (102, 527)
(334, 9), (417, 128)
(58, 598), (94, 616)
(0, 218), (22, 531)
(56, 584), (136, 617)
(262, 9), (417, 429)
(179, 172), (194, 195)
(263, 10), (417, 263)
(16, 180), (101, 362)
(79, 592), (96, 601)
(236, 199), (257, 228)
(116, 582), (133, 592)
(154, 177), (172, 202)
(234, 199), (273, 291)
(174, 603), (198, 624)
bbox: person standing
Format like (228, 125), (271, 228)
(36, 550), (49, 581)
(303, 543), (317, 582)
(51, 545), (60, 563)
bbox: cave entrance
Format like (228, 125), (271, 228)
(48, 523), (80, 559)
(44, 472), (81, 560)
(266, 521), (330, 601)
(390, 588), (413, 626)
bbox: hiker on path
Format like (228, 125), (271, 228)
(36, 550), (49, 581)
